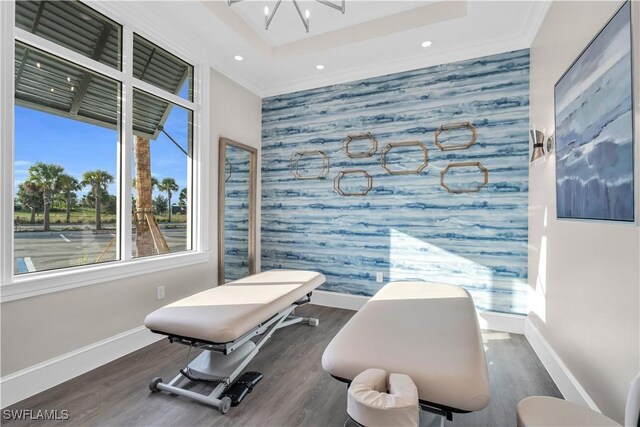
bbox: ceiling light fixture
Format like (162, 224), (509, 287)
(421, 40), (432, 48)
(316, 64), (325, 70)
(234, 55), (244, 61)
(228, 0), (345, 33)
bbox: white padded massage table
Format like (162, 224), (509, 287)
(322, 281), (490, 422)
(144, 270), (325, 413)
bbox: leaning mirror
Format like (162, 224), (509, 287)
(218, 137), (257, 284)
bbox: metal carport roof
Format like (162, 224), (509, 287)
(14, 0), (192, 140)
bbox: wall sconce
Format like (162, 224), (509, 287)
(530, 126), (546, 162)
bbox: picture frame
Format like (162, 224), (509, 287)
(554, 1), (635, 222)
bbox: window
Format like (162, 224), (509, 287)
(15, 1), (122, 70)
(132, 89), (192, 258)
(5, 0), (201, 284)
(133, 33), (192, 101)
(14, 42), (120, 274)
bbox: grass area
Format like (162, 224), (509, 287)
(159, 213), (187, 223)
(14, 207), (186, 225)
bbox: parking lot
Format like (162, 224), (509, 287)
(14, 226), (187, 274)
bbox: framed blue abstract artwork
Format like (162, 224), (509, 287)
(554, 1), (635, 222)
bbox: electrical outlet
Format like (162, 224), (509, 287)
(157, 286), (165, 300)
(376, 272), (384, 283)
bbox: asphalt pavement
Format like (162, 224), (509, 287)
(14, 226), (188, 274)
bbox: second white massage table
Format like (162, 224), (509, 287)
(322, 281), (490, 422)
(144, 269), (325, 413)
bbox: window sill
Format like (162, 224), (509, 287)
(0, 251), (211, 303)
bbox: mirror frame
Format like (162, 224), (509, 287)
(218, 137), (257, 284)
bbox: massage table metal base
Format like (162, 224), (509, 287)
(149, 297), (318, 413)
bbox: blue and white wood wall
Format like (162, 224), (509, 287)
(261, 49), (530, 314)
(223, 145), (251, 282)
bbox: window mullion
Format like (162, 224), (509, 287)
(0, 0), (15, 285)
(131, 78), (195, 111)
(119, 27), (134, 261)
(14, 27), (125, 82)
(187, 70), (195, 252)
(192, 65), (210, 253)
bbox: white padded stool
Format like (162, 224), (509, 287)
(517, 396), (619, 427)
(516, 373), (639, 427)
(347, 368), (419, 427)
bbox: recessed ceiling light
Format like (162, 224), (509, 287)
(421, 40), (432, 48)
(316, 64), (325, 70)
(234, 55), (244, 61)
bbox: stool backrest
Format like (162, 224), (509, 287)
(625, 373), (640, 427)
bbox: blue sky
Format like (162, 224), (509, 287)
(14, 86), (191, 201)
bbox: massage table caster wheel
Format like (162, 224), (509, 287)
(219, 397), (232, 414)
(309, 318), (319, 327)
(149, 377), (163, 393)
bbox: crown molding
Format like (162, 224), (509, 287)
(271, 1), (468, 62)
(522, 0), (553, 46)
(212, 61), (266, 98)
(262, 32), (530, 98)
(201, 0), (273, 60)
(88, 1), (552, 100)
(259, 1), (550, 97)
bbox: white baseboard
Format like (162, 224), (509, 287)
(311, 290), (369, 311)
(477, 310), (525, 334)
(0, 326), (163, 409)
(524, 316), (600, 412)
(1, 296), (556, 411)
(311, 290), (526, 334)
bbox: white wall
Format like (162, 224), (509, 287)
(528, 1), (640, 423)
(0, 69), (262, 380)
(210, 70), (263, 271)
(0, 265), (213, 375)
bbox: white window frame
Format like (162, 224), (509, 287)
(0, 0), (211, 302)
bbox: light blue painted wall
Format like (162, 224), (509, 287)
(261, 49), (530, 314)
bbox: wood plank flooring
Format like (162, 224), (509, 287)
(3, 305), (561, 426)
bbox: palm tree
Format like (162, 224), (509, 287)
(58, 174), (81, 224)
(178, 188), (187, 213)
(134, 136), (155, 256)
(27, 162), (64, 231)
(132, 176), (158, 190)
(17, 180), (43, 224)
(131, 176), (157, 216)
(132, 135), (168, 256)
(81, 170), (114, 231)
(157, 177), (178, 222)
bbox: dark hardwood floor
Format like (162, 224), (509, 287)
(3, 304), (561, 426)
